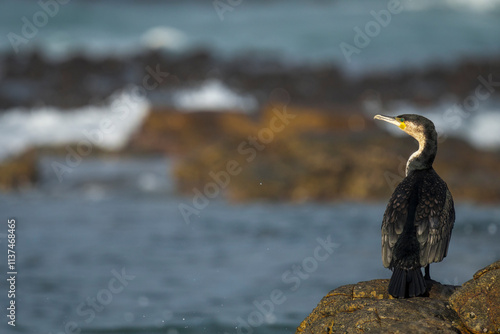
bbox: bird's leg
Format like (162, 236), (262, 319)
(424, 265), (431, 280)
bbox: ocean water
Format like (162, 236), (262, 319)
(1, 86), (500, 162)
(1, 2), (500, 333)
(1, 0), (500, 72)
(1, 0), (500, 161)
(0, 157), (498, 334)
(0, 90), (150, 161)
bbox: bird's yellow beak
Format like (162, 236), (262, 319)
(374, 115), (406, 130)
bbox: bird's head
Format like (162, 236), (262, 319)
(373, 114), (436, 141)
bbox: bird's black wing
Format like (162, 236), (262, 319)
(415, 169), (455, 267)
(381, 173), (415, 268)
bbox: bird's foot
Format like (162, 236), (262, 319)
(424, 265), (431, 280)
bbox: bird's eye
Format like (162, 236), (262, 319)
(400, 118), (405, 122)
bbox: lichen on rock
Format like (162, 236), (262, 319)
(297, 260), (500, 334)
(449, 260), (500, 334)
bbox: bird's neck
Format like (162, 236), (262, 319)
(406, 130), (437, 176)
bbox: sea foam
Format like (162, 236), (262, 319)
(386, 99), (500, 150)
(0, 90), (149, 161)
(171, 80), (258, 112)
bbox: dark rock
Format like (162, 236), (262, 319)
(0, 48), (499, 110)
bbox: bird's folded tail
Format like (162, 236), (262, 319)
(388, 267), (426, 298)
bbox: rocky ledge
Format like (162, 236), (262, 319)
(296, 260), (500, 334)
(163, 106), (500, 203)
(0, 149), (37, 191)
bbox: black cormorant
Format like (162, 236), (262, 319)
(374, 114), (455, 298)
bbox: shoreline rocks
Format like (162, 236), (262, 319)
(159, 105), (500, 203)
(1, 49), (499, 110)
(2, 49), (500, 202)
(450, 261), (500, 334)
(0, 149), (37, 191)
(2, 104), (500, 205)
(296, 260), (500, 334)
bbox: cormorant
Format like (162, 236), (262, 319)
(374, 114), (455, 298)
